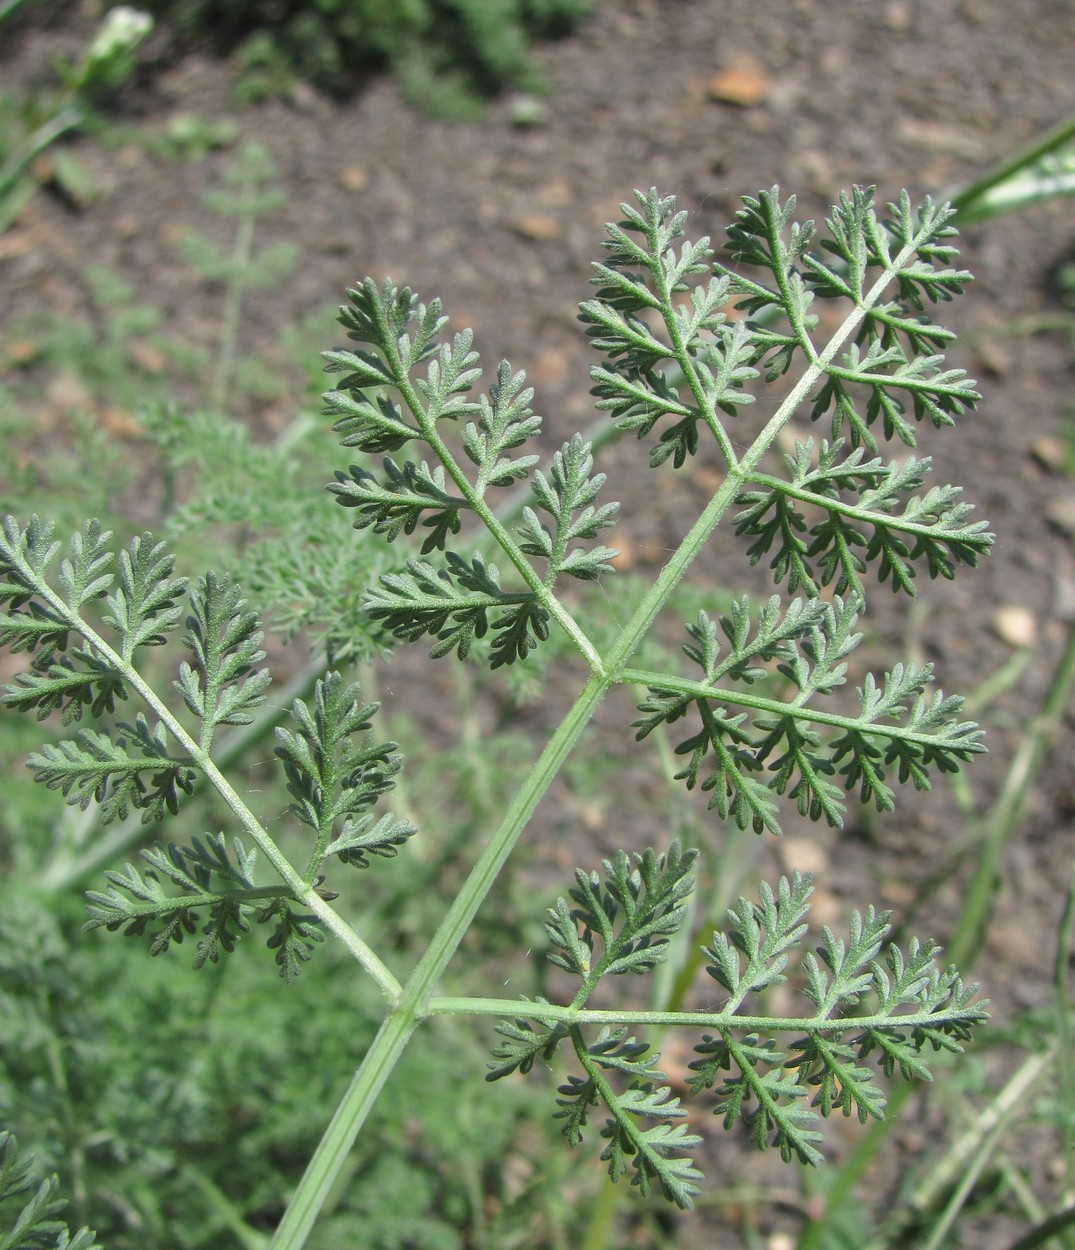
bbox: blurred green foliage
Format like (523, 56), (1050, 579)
(149, 0), (594, 114)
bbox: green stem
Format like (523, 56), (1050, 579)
(948, 619), (1075, 971)
(620, 666), (977, 749)
(1006, 1205), (1075, 1250)
(1054, 861), (1075, 1201)
(268, 667), (610, 1250)
(424, 996), (980, 1034)
(946, 111), (1075, 223)
(743, 469), (984, 547)
(0, 104), (82, 200)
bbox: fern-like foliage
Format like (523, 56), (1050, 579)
(631, 596), (983, 833)
(27, 715), (196, 825)
(0, 517), (412, 980)
(734, 437), (991, 598)
(490, 852), (986, 1200)
(1, 183), (997, 1228)
(543, 842), (698, 982)
(323, 279), (619, 668)
(173, 571), (272, 744)
(274, 671), (414, 871)
(689, 872), (984, 1165)
(0, 1131), (100, 1250)
(570, 186), (990, 834)
(490, 846), (705, 1206)
(583, 185), (989, 586)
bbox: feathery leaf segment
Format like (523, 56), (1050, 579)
(324, 279), (617, 669)
(0, 515), (410, 989)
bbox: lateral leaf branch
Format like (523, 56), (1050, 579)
(0, 516), (410, 986)
(324, 278), (616, 670)
(488, 851), (985, 1203)
(628, 594), (984, 834)
(473, 183), (989, 1207)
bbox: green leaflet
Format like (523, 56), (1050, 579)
(0, 1131), (101, 1250)
(324, 279), (618, 669)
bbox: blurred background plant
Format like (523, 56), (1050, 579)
(0, 3), (153, 230)
(1, 0), (593, 236)
(149, 0), (594, 114)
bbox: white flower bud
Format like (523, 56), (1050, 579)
(85, 6), (153, 68)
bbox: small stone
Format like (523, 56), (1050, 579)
(708, 58), (771, 107)
(884, 1), (911, 29)
(513, 214), (562, 241)
(509, 93), (549, 128)
(993, 605), (1037, 648)
(4, 339), (39, 366)
(609, 532), (634, 572)
(46, 373), (94, 415)
(974, 338), (1011, 377)
(340, 164), (367, 191)
(99, 407), (145, 439)
(1030, 435), (1066, 473)
(778, 836), (829, 879)
(896, 118), (988, 158)
(127, 340), (167, 373)
(1046, 493), (1075, 537)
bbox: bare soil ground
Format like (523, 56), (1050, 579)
(3, 1), (1075, 1246)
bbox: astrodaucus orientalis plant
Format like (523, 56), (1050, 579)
(0, 184), (992, 1245)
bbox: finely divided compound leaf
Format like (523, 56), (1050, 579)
(463, 360), (543, 494)
(685, 874), (986, 1164)
(174, 571), (271, 740)
(544, 844), (697, 981)
(703, 872), (813, 1001)
(634, 596), (983, 835)
(487, 1008), (569, 1081)
(83, 833), (320, 981)
(735, 439), (993, 599)
(500, 859), (985, 1199)
(517, 434), (620, 581)
(26, 714), (196, 824)
(329, 458), (465, 554)
(364, 552), (549, 667)
(327, 281), (618, 669)
(598, 1082), (704, 1209)
(3, 649), (127, 725)
(102, 532), (187, 659)
(273, 671), (415, 872)
(583, 190), (761, 470)
(558, 1029), (704, 1209)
